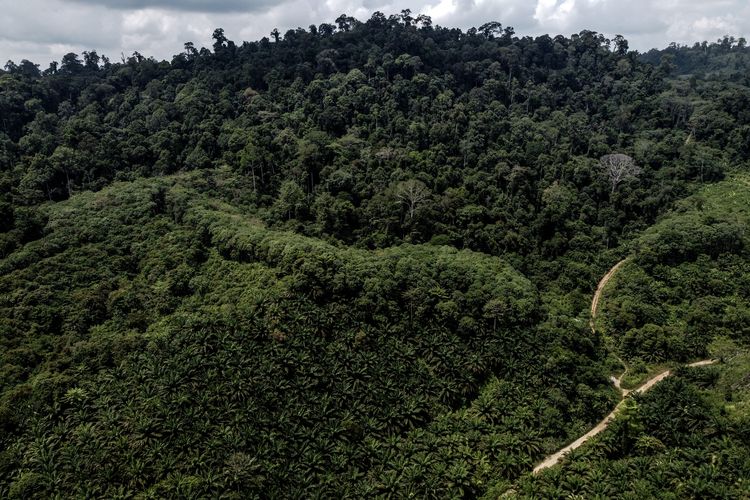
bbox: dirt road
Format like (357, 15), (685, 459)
(532, 359), (716, 473)
(590, 258), (628, 333)
(532, 258), (716, 474)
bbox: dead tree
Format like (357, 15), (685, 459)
(599, 153), (642, 194)
(395, 179), (430, 220)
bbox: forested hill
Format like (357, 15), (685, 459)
(518, 175), (750, 498)
(2, 11), (749, 268)
(641, 36), (750, 78)
(1, 10), (750, 498)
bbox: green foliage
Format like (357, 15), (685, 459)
(515, 357), (750, 499)
(1, 12), (750, 497)
(599, 175), (750, 362)
(0, 174), (615, 496)
(2, 12), (746, 268)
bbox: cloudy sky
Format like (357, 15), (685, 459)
(2, 0), (749, 67)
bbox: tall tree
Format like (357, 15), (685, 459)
(600, 153), (641, 193)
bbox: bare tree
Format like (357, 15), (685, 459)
(599, 153), (642, 193)
(395, 179), (430, 220)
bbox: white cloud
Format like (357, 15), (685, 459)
(423, 0), (457, 20)
(534, 0), (577, 29)
(668, 15), (740, 43)
(63, 0), (277, 13)
(1, 0), (750, 66)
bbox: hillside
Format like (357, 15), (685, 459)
(1, 171), (616, 497)
(1, 10), (750, 498)
(598, 175), (750, 365)
(641, 37), (750, 78)
(514, 175), (750, 498)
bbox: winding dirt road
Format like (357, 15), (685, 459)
(532, 259), (717, 474)
(533, 359), (717, 473)
(591, 258), (630, 393)
(590, 258), (628, 332)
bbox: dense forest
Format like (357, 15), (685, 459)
(1, 10), (749, 497)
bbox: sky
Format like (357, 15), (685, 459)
(1, 0), (749, 67)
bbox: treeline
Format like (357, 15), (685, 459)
(641, 35), (750, 77)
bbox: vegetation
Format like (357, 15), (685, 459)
(515, 175), (750, 498)
(0, 172), (617, 496)
(1, 10), (749, 498)
(599, 175), (750, 364)
(514, 351), (750, 499)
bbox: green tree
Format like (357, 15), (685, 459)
(273, 180), (306, 220)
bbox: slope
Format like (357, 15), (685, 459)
(508, 174), (750, 498)
(598, 174), (750, 365)
(0, 170), (614, 498)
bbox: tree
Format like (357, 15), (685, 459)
(395, 179), (430, 221)
(239, 137), (269, 193)
(60, 53), (83, 74)
(479, 22), (502, 39)
(613, 34), (629, 55)
(273, 180), (306, 220)
(43, 61), (58, 75)
(599, 153), (641, 193)
(16, 60), (41, 78)
(318, 23), (335, 36)
(400, 9), (413, 26)
(213, 28), (228, 51)
(658, 54), (677, 75)
(335, 14), (353, 32)
(49, 145), (80, 197)
(83, 51), (101, 71)
(415, 14), (432, 29)
(483, 298), (508, 333)
(184, 42), (198, 59)
(707, 336), (740, 362)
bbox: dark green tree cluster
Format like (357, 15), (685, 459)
(642, 36), (750, 77)
(1, 10), (750, 498)
(1, 11), (746, 286)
